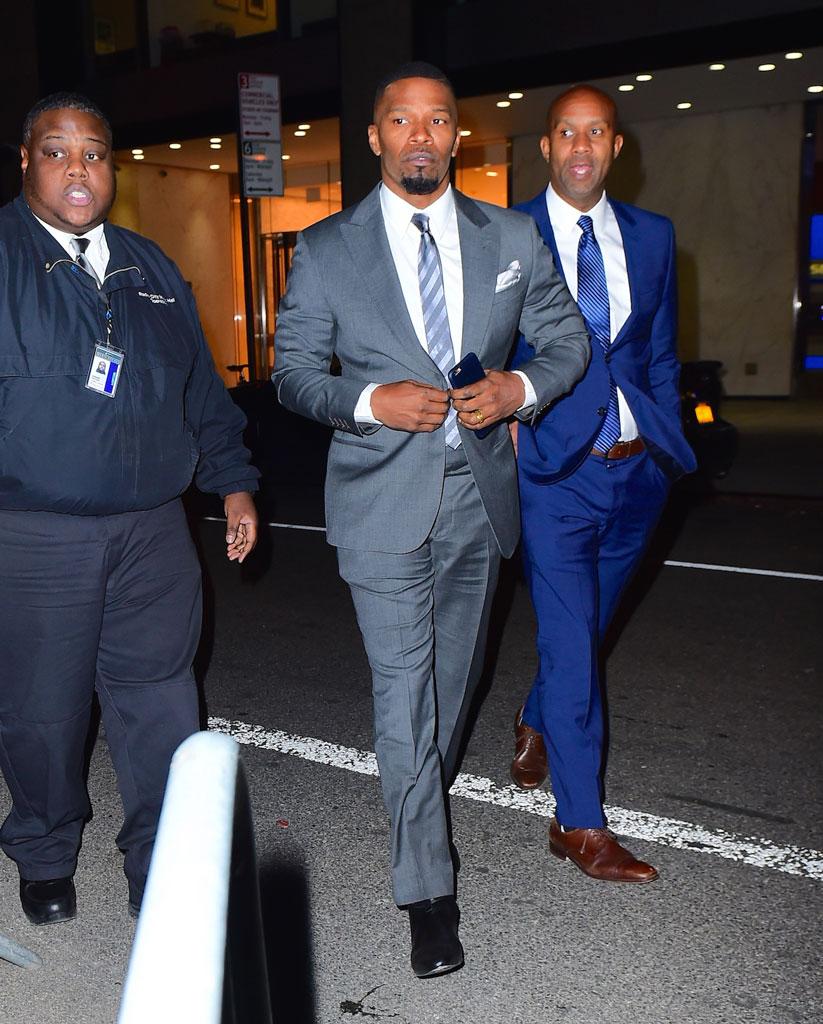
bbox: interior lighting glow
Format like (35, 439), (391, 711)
(808, 85), (823, 94)
(131, 148), (143, 155)
(695, 402), (715, 425)
(508, 92), (524, 100)
(618, 84), (635, 92)
(496, 100), (511, 108)
(294, 130), (307, 137)
(298, 123), (311, 130)
(169, 143), (182, 150)
(709, 63), (725, 71)
(209, 164), (220, 170)
(486, 171), (499, 177)
(459, 129), (472, 137)
(677, 102), (692, 110)
(785, 52), (803, 60)
(636, 74), (653, 82)
(133, 154), (144, 160)
(209, 137), (222, 143)
(758, 63), (776, 72)
(281, 153), (291, 160)
(209, 143), (221, 149)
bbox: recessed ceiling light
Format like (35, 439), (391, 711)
(808, 85), (823, 93)
(486, 170), (499, 177)
(281, 153), (291, 160)
(294, 130), (307, 137)
(618, 84), (635, 92)
(459, 129), (472, 137)
(169, 143), (182, 150)
(636, 74), (653, 82)
(298, 123), (311, 131)
(209, 143), (221, 150)
(758, 63), (776, 72)
(677, 102), (692, 110)
(131, 148), (143, 155)
(133, 154), (144, 160)
(709, 63), (725, 71)
(785, 52), (803, 60)
(508, 92), (524, 100)
(496, 100), (511, 108)
(209, 137), (222, 144)
(209, 164), (220, 170)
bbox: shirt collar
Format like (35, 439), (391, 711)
(546, 183), (609, 236)
(380, 183), (455, 238)
(31, 211), (106, 255)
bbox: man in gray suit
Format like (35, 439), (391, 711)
(273, 62), (589, 977)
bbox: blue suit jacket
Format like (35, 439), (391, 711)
(511, 191), (697, 483)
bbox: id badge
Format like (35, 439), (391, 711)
(85, 343), (124, 398)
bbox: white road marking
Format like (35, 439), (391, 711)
(208, 716), (823, 883)
(201, 518), (822, 580)
(663, 559), (823, 582)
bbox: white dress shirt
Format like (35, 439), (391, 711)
(33, 212), (109, 284)
(545, 184), (638, 440)
(355, 184), (534, 425)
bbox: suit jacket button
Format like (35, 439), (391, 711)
(597, 407), (606, 416)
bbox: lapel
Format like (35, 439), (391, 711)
(521, 191), (565, 284)
(339, 185), (442, 382)
(608, 198), (642, 351)
(454, 190), (499, 362)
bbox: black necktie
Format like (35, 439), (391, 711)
(70, 236), (101, 287)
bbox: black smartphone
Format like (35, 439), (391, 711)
(448, 351), (494, 439)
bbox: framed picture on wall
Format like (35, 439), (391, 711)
(215, 0), (240, 10)
(246, 0), (267, 17)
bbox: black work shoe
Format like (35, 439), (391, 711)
(407, 895), (464, 978)
(127, 900), (141, 920)
(19, 876), (77, 925)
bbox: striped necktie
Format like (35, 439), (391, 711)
(577, 215), (621, 453)
(70, 236), (101, 288)
(411, 213), (460, 449)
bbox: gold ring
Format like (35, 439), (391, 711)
(474, 410), (484, 423)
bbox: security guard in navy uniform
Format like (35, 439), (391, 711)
(0, 93), (259, 925)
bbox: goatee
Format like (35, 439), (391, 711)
(401, 173), (440, 196)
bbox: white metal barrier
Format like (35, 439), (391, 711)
(117, 731), (272, 1023)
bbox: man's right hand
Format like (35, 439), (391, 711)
(371, 380), (450, 432)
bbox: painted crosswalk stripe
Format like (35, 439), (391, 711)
(208, 716), (823, 883)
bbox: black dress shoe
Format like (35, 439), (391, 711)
(19, 876), (77, 925)
(407, 896), (464, 978)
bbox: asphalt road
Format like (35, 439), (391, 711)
(1, 448), (821, 1022)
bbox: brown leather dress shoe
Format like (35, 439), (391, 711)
(510, 706), (548, 790)
(548, 818), (658, 883)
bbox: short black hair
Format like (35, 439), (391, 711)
(22, 92), (112, 147)
(373, 62), (455, 118)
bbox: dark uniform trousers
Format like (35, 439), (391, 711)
(0, 498), (201, 902)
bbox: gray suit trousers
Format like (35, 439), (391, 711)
(337, 448), (500, 906)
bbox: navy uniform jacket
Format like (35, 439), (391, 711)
(0, 196), (258, 514)
(510, 191), (696, 483)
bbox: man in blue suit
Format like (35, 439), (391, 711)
(509, 85), (696, 881)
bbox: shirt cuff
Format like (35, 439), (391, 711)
(513, 370), (536, 414)
(355, 383), (383, 427)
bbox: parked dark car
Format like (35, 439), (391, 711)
(679, 360), (738, 478)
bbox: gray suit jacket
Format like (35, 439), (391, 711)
(272, 186), (589, 557)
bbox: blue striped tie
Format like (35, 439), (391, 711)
(577, 215), (621, 453)
(411, 213), (460, 448)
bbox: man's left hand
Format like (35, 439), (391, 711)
(224, 491), (258, 562)
(450, 369), (525, 431)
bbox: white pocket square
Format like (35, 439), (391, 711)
(495, 260), (522, 292)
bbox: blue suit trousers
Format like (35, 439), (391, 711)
(520, 450), (670, 827)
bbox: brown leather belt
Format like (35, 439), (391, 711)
(591, 437), (645, 460)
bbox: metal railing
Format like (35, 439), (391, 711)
(117, 731), (272, 1023)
